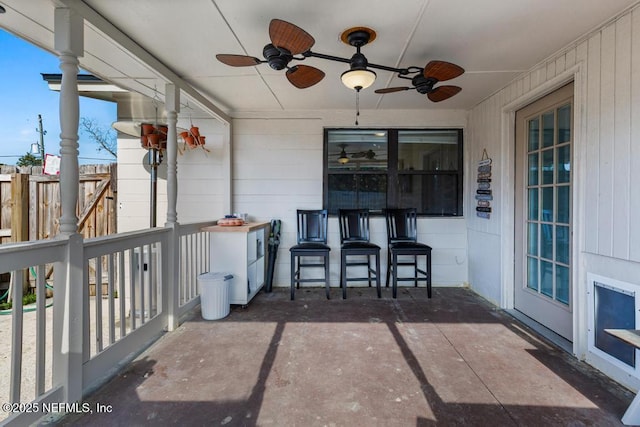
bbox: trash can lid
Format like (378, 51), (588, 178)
(198, 272), (233, 281)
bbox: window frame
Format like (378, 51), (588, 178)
(323, 127), (464, 217)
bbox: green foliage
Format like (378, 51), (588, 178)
(0, 292), (38, 310)
(17, 152), (42, 167)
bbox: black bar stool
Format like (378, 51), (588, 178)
(289, 209), (331, 300)
(338, 209), (381, 299)
(385, 208), (432, 299)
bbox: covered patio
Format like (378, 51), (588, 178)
(60, 287), (631, 426)
(2, 1), (640, 426)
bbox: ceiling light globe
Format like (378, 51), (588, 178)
(338, 149), (350, 164)
(341, 68), (376, 91)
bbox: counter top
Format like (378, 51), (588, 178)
(202, 221), (270, 233)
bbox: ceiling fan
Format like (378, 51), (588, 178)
(374, 61), (464, 102)
(334, 144), (378, 164)
(216, 19), (325, 89)
(216, 19), (464, 102)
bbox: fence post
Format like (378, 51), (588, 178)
(10, 173), (28, 243)
(10, 173), (29, 294)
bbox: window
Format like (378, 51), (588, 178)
(324, 128), (463, 216)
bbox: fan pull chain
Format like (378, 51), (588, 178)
(355, 88), (361, 126)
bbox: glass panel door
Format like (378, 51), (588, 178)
(514, 82), (573, 341)
(525, 104), (571, 305)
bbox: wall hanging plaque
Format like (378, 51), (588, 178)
(475, 148), (492, 219)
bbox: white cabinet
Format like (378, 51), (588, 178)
(203, 222), (269, 306)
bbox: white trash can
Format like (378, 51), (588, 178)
(198, 272), (233, 320)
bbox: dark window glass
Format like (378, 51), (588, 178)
(528, 118), (540, 151)
(327, 130), (387, 171)
(398, 130), (459, 172)
(324, 128), (463, 216)
(327, 174), (387, 214)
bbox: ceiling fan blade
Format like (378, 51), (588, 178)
(286, 65), (325, 89)
(428, 85), (462, 102)
(375, 87), (411, 94)
(269, 19), (315, 55)
(423, 60), (465, 82)
(216, 54), (262, 67)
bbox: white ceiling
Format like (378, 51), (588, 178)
(1, 0), (638, 116)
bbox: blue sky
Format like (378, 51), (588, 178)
(0, 28), (117, 165)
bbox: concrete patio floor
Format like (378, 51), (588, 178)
(59, 286), (633, 426)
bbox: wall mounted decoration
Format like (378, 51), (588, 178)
(475, 149), (492, 219)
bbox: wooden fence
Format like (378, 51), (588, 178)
(0, 164), (117, 244)
(0, 164), (117, 294)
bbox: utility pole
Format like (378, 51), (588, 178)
(36, 114), (46, 163)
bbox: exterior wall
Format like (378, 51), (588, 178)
(117, 115), (228, 231)
(231, 109), (469, 288)
(467, 5), (640, 390)
(174, 117), (229, 224)
(118, 107), (470, 288)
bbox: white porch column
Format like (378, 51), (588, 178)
(52, 7), (85, 406)
(164, 84), (180, 331)
(224, 123), (233, 214)
(55, 7), (83, 236)
(165, 83), (179, 225)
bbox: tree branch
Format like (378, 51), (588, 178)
(80, 117), (117, 158)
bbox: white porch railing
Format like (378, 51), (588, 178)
(0, 220), (215, 426)
(177, 222), (211, 315)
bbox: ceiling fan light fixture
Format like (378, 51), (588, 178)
(338, 148), (350, 164)
(341, 68), (376, 91)
(216, 20), (465, 102)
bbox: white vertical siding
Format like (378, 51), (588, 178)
(469, 6), (640, 273)
(631, 10), (640, 261)
(466, 84), (504, 304)
(585, 33), (602, 253)
(598, 24), (616, 257)
(580, 9), (640, 263)
(467, 4), (640, 380)
(613, 13), (632, 260)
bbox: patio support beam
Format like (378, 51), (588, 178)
(55, 6), (83, 236)
(52, 7), (85, 407)
(165, 84), (180, 331)
(165, 84), (179, 225)
(58, 0), (230, 126)
(224, 124), (233, 215)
